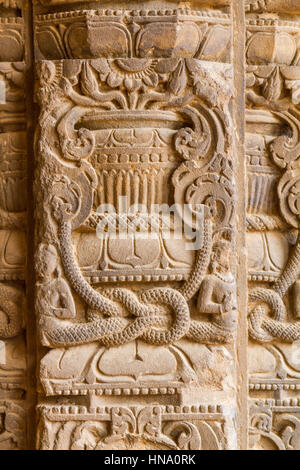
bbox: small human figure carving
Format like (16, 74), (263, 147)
(197, 236), (237, 328)
(36, 244), (76, 319)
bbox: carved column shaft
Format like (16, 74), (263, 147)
(32, 0), (240, 451)
(245, 0), (300, 450)
(0, 0), (28, 450)
(1, 0), (300, 450)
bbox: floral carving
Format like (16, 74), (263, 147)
(35, 58), (236, 352)
(34, 9), (232, 62)
(37, 405), (227, 450)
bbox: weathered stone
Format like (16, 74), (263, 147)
(1, 0), (300, 451)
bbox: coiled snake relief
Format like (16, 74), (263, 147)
(44, 196), (235, 347)
(0, 284), (24, 338)
(248, 235), (300, 342)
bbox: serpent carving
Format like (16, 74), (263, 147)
(0, 284), (24, 338)
(248, 233), (300, 342)
(42, 220), (190, 347)
(179, 218), (213, 301)
(41, 199), (236, 347)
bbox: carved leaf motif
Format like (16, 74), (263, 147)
(81, 63), (99, 97)
(142, 72), (159, 88)
(262, 67), (282, 102)
(63, 60), (82, 81)
(111, 408), (136, 437)
(89, 59), (110, 76)
(177, 423), (201, 450)
(71, 422), (107, 450)
(279, 415), (300, 450)
(168, 60), (187, 96)
(137, 407), (161, 438)
(163, 421), (201, 450)
(174, 127), (210, 162)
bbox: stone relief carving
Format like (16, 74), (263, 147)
(34, 8), (231, 62)
(246, 66), (300, 342)
(0, 62), (26, 131)
(31, 0), (239, 448)
(0, 1), (27, 447)
(0, 18), (23, 62)
(246, 1), (300, 449)
(0, 65), (26, 280)
(37, 403), (234, 450)
(246, 0), (300, 14)
(35, 1), (231, 8)
(0, 0), (28, 448)
(246, 21), (300, 67)
(0, 282), (26, 395)
(3, 0), (300, 451)
(0, 399), (26, 449)
(249, 399), (300, 450)
(39, 339), (235, 396)
(35, 57), (236, 356)
(0, 283), (24, 339)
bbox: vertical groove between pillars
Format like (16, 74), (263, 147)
(23, 0), (38, 451)
(232, 0), (248, 451)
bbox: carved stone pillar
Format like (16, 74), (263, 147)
(32, 0), (240, 450)
(2, 0), (300, 451)
(0, 0), (27, 450)
(246, 0), (300, 450)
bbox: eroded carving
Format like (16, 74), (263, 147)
(0, 400), (26, 449)
(250, 399), (300, 450)
(246, 65), (300, 343)
(0, 18), (23, 62)
(34, 8), (231, 62)
(37, 404), (233, 450)
(0, 62), (25, 132)
(246, 0), (300, 14)
(35, 58), (236, 361)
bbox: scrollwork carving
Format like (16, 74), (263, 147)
(37, 404), (229, 450)
(249, 400), (300, 450)
(246, 64), (300, 343)
(34, 8), (232, 62)
(35, 57), (236, 352)
(0, 400), (26, 450)
(0, 283), (24, 339)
